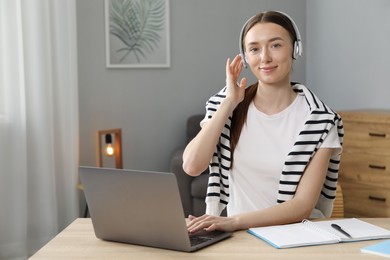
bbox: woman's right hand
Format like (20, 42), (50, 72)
(225, 55), (247, 110)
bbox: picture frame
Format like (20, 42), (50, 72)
(105, 0), (170, 68)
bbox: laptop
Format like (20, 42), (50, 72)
(79, 166), (231, 252)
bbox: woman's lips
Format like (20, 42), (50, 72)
(260, 65), (277, 73)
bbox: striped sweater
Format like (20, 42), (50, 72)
(204, 84), (344, 217)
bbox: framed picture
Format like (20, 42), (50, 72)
(105, 0), (170, 68)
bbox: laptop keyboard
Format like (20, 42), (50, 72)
(189, 235), (213, 246)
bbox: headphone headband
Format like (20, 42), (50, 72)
(239, 11), (303, 68)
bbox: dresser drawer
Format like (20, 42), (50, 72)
(342, 122), (390, 155)
(341, 182), (390, 217)
(339, 152), (390, 188)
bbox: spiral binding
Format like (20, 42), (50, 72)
(302, 219), (341, 240)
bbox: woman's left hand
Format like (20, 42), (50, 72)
(187, 214), (239, 233)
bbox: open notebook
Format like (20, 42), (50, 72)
(248, 218), (390, 249)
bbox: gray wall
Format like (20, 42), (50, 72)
(306, 0), (390, 110)
(77, 0), (306, 171)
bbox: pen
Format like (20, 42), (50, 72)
(331, 223), (352, 238)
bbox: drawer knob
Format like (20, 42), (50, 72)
(368, 132), (386, 138)
(368, 195), (387, 202)
(369, 164), (387, 170)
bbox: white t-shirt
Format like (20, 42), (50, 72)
(227, 94), (341, 216)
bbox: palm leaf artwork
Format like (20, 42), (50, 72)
(109, 0), (166, 63)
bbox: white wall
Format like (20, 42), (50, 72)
(306, 0), (390, 110)
(77, 0), (306, 171)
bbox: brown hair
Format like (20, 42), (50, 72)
(230, 83), (257, 158)
(230, 11), (298, 165)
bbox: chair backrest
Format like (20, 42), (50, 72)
(330, 182), (344, 218)
(186, 114), (203, 143)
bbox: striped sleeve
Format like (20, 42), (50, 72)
(277, 84), (344, 217)
(204, 87), (233, 216)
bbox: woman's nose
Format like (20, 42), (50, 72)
(260, 48), (271, 62)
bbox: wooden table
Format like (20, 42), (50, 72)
(30, 218), (390, 259)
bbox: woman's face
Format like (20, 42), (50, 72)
(244, 22), (294, 86)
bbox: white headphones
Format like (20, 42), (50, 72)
(239, 11), (303, 68)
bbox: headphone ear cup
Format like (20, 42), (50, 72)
(293, 41), (299, 59)
(241, 53), (249, 68)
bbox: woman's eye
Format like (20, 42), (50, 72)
(249, 48), (259, 54)
(272, 43), (282, 48)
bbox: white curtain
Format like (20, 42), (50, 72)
(0, 0), (79, 259)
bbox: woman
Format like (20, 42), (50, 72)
(182, 11), (344, 233)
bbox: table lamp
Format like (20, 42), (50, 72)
(97, 128), (123, 169)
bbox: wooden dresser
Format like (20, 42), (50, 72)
(338, 110), (390, 217)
